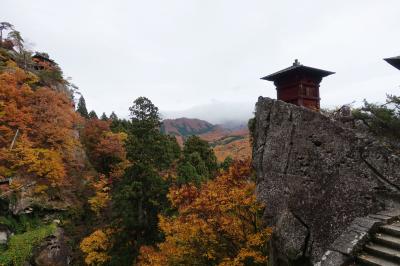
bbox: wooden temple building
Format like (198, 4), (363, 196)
(32, 53), (56, 70)
(384, 56), (400, 70)
(261, 60), (334, 111)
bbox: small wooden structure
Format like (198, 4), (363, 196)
(261, 60), (334, 111)
(384, 56), (400, 70)
(32, 53), (56, 70)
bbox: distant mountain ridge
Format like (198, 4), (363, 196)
(161, 118), (218, 137)
(161, 117), (251, 161)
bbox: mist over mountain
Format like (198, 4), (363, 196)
(162, 101), (254, 125)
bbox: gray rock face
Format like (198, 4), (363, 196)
(272, 211), (309, 262)
(252, 97), (400, 265)
(9, 181), (72, 215)
(32, 228), (71, 266)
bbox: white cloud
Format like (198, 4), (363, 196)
(162, 100), (255, 124)
(3, 0), (400, 121)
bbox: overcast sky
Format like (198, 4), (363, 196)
(3, 0), (400, 123)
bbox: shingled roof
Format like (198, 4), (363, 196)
(261, 60), (335, 81)
(384, 56), (400, 70)
(32, 53), (55, 64)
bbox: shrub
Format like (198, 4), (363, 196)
(0, 223), (56, 266)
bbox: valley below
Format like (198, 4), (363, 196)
(161, 117), (251, 161)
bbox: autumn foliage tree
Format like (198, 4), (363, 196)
(1, 31), (270, 265)
(10, 137), (66, 183)
(1, 26), (270, 266)
(78, 111), (129, 223)
(87, 174), (111, 215)
(138, 159), (271, 266)
(80, 229), (113, 265)
(80, 118), (128, 178)
(29, 87), (80, 151)
(0, 54), (80, 186)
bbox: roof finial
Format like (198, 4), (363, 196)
(293, 59), (300, 66)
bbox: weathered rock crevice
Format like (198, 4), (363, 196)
(284, 124), (295, 175)
(360, 151), (400, 192)
(291, 211), (311, 258)
(252, 97), (400, 265)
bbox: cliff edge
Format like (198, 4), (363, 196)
(252, 97), (400, 265)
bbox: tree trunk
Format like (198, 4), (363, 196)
(9, 129), (19, 150)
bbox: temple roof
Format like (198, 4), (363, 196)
(32, 53), (55, 64)
(261, 59), (335, 81)
(384, 56), (400, 70)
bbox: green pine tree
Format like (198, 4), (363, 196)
(109, 97), (180, 265)
(76, 96), (89, 119)
(183, 135), (218, 176)
(110, 111), (118, 121)
(100, 112), (108, 121)
(177, 160), (202, 185)
(353, 94), (400, 143)
(88, 110), (98, 119)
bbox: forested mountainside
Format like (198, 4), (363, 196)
(0, 23), (270, 266)
(1, 22), (398, 266)
(162, 118), (251, 161)
(161, 118), (216, 138)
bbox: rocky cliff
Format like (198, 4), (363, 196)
(252, 97), (400, 265)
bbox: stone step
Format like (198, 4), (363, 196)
(369, 214), (396, 224)
(365, 243), (400, 263)
(380, 225), (400, 238)
(390, 221), (400, 228)
(357, 254), (400, 266)
(374, 233), (400, 250)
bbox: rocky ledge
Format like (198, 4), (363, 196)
(252, 97), (400, 265)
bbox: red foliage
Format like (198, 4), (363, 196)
(81, 119), (128, 177)
(0, 64), (80, 185)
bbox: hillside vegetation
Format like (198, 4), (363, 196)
(3, 21), (397, 266)
(0, 23), (269, 266)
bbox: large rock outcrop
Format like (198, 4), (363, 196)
(252, 97), (400, 265)
(8, 180), (76, 215)
(31, 227), (71, 266)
